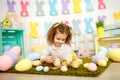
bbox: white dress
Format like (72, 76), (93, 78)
(41, 43), (72, 64)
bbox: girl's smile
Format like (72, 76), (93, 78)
(54, 32), (67, 48)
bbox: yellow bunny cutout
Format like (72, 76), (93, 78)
(73, 0), (82, 13)
(29, 22), (39, 38)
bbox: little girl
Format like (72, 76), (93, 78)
(41, 21), (73, 69)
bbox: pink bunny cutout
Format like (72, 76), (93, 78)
(20, 0), (30, 17)
(98, 0), (106, 9)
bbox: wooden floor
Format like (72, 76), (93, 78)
(0, 62), (120, 80)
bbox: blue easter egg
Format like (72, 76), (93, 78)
(36, 66), (43, 71)
(99, 46), (108, 53)
(3, 45), (11, 52)
(26, 52), (41, 61)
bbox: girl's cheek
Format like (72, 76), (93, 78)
(63, 41), (65, 44)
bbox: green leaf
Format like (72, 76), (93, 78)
(96, 20), (104, 28)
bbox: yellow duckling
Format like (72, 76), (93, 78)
(70, 50), (83, 68)
(61, 59), (68, 66)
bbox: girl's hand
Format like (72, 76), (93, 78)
(45, 56), (55, 63)
(50, 66), (61, 70)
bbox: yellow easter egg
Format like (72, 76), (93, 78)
(32, 60), (41, 66)
(98, 60), (107, 67)
(15, 58), (32, 71)
(107, 48), (120, 62)
(83, 63), (89, 68)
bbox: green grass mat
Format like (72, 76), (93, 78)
(1, 58), (112, 77)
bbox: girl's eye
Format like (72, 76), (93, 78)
(62, 39), (65, 41)
(57, 38), (60, 40)
(56, 38), (65, 41)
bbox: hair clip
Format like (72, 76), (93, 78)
(69, 27), (72, 34)
(53, 21), (62, 28)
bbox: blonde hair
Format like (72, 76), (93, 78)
(47, 22), (72, 45)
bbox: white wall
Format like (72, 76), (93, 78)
(0, 0), (120, 56)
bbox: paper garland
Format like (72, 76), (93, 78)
(29, 22), (39, 38)
(85, 0), (94, 12)
(7, 0), (16, 13)
(48, 0), (58, 16)
(72, 19), (81, 35)
(6, 0), (108, 16)
(113, 12), (120, 21)
(36, 0), (45, 16)
(72, 0), (82, 13)
(84, 18), (94, 34)
(44, 22), (53, 37)
(61, 0), (70, 15)
(98, 0), (106, 10)
(20, 0), (30, 17)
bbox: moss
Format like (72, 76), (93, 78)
(1, 58), (112, 77)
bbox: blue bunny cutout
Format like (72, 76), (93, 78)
(48, 0), (58, 16)
(85, 0), (94, 12)
(44, 22), (53, 37)
(84, 18), (94, 34)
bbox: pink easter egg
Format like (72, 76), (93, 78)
(0, 55), (13, 71)
(88, 63), (97, 72)
(9, 46), (21, 56)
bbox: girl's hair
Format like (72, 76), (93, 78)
(47, 22), (72, 45)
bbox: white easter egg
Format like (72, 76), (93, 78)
(60, 66), (68, 72)
(43, 66), (49, 72)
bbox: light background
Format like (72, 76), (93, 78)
(0, 0), (120, 56)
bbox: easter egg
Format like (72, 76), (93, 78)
(4, 51), (18, 64)
(92, 54), (106, 64)
(15, 58), (32, 71)
(43, 66), (49, 72)
(88, 63), (97, 72)
(60, 66), (68, 72)
(36, 66), (43, 71)
(107, 48), (120, 62)
(32, 60), (41, 66)
(3, 45), (11, 52)
(98, 60), (107, 67)
(26, 52), (40, 61)
(0, 55), (13, 71)
(9, 46), (21, 56)
(83, 63), (89, 68)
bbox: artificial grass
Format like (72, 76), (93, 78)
(1, 58), (112, 77)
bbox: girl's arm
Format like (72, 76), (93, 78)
(40, 46), (55, 63)
(41, 56), (55, 63)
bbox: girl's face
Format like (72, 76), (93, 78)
(54, 32), (67, 48)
